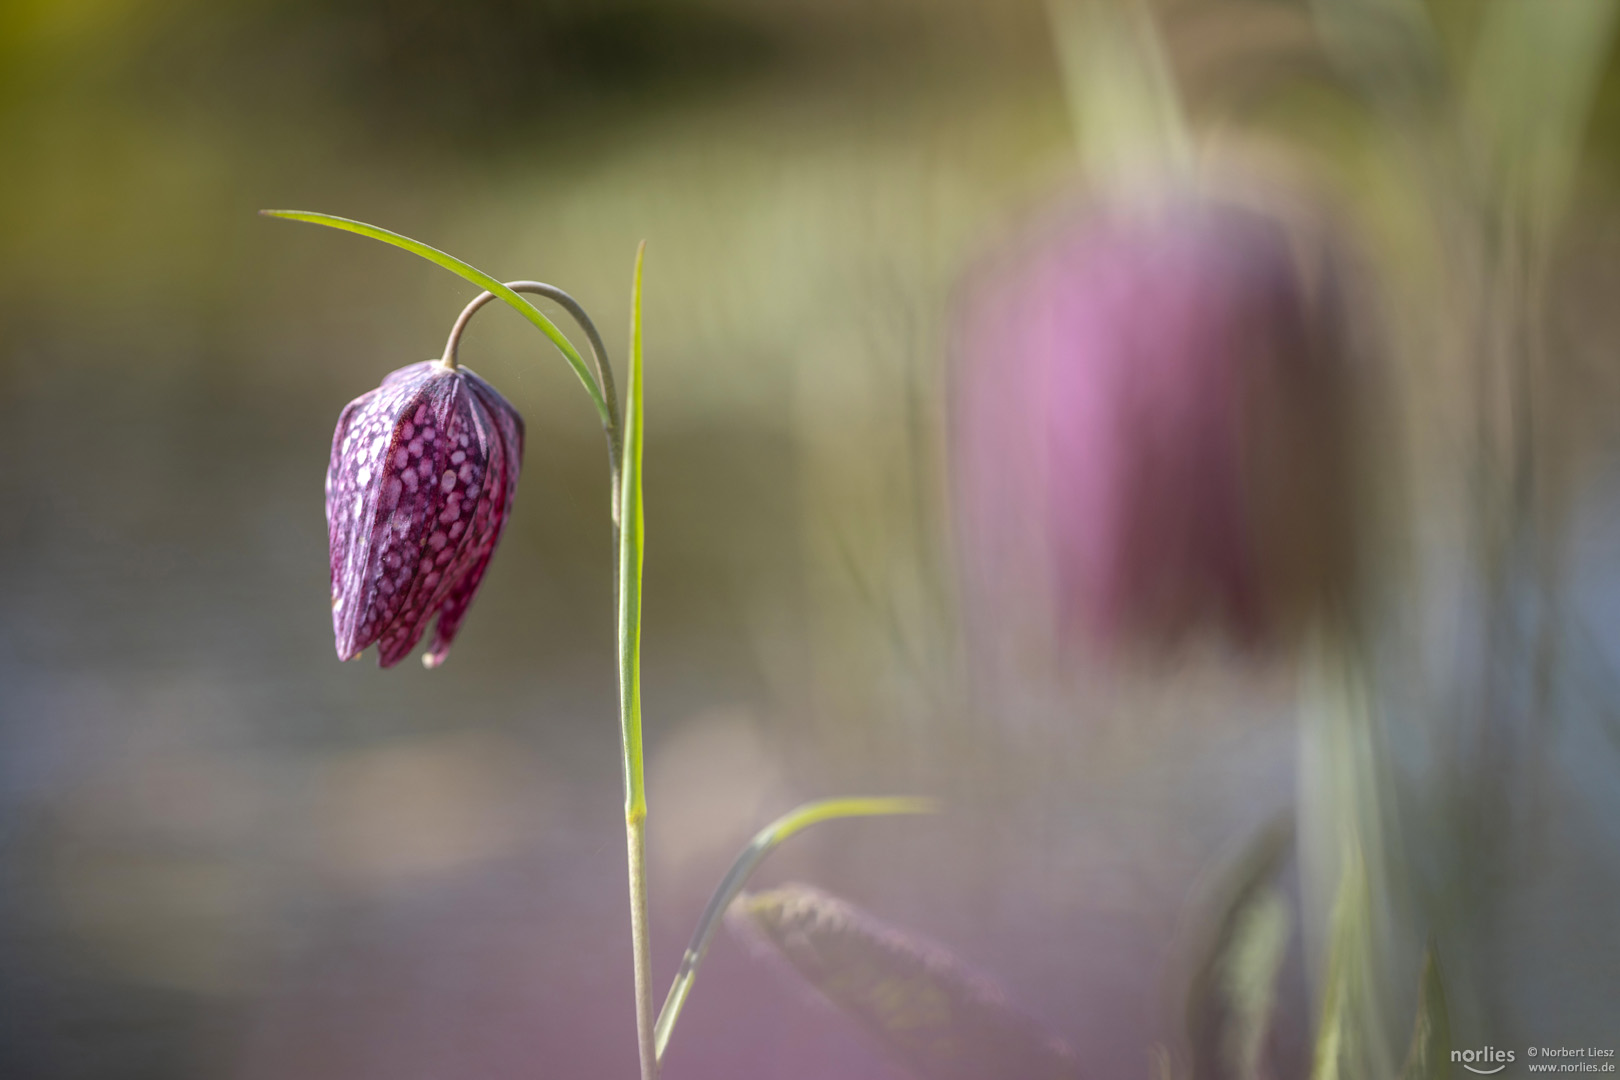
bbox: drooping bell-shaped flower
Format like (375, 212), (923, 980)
(326, 360), (524, 667)
(953, 194), (1355, 655)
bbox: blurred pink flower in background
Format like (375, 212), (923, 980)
(953, 193), (1356, 658)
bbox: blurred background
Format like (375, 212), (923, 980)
(1, 1), (1618, 1078)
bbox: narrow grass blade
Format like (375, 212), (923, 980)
(1047, 0), (1190, 184)
(731, 883), (1081, 1080)
(259, 210), (609, 425)
(1310, 923), (1348, 1080)
(653, 796), (936, 1062)
(1398, 946), (1450, 1080)
(618, 241), (647, 821)
(618, 242), (655, 1080)
(1310, 847), (1384, 1080)
(1184, 818), (1294, 1080)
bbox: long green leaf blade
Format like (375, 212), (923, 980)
(653, 796), (937, 1062)
(619, 241), (648, 822)
(259, 210), (609, 424)
(1311, 846), (1391, 1080)
(1185, 818), (1293, 1080)
(1399, 946), (1451, 1080)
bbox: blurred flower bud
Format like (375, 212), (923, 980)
(327, 360), (524, 668)
(730, 884), (1082, 1080)
(952, 193), (1355, 656)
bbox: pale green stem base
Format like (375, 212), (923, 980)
(626, 814), (656, 1079)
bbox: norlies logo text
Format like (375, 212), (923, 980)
(1455, 1047), (1517, 1075)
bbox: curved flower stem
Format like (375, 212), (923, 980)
(258, 210), (612, 427)
(444, 282), (625, 524)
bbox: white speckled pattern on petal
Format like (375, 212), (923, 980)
(325, 361), (525, 668)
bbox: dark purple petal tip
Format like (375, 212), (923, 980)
(325, 360), (524, 668)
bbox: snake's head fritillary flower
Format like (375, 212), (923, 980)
(326, 360), (524, 668)
(953, 194), (1356, 656)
